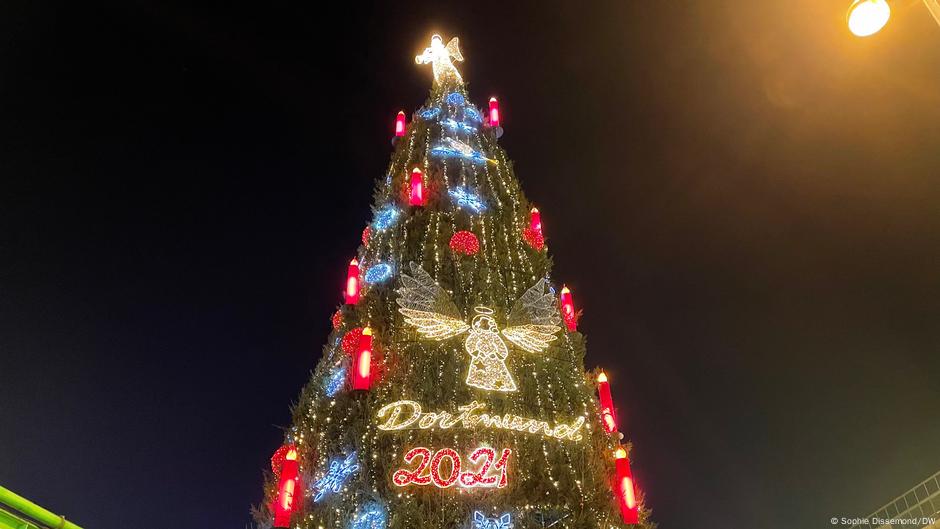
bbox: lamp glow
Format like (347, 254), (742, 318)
(848, 0), (891, 36)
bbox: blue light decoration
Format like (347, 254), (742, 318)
(372, 205), (401, 230)
(324, 365), (346, 397)
(448, 187), (487, 213)
(446, 92), (466, 106)
(472, 512), (513, 529)
(419, 107), (441, 120)
(313, 452), (359, 502)
(440, 118), (478, 134)
(431, 138), (492, 165)
(351, 502), (387, 529)
(364, 263), (393, 284)
(463, 107), (482, 123)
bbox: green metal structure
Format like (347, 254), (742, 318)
(0, 486), (83, 529)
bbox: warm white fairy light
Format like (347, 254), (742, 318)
(270, 34), (639, 529)
(397, 263), (561, 391)
(374, 400), (585, 442)
(415, 34), (464, 86)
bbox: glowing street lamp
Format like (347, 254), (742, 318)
(847, 0), (891, 36)
(847, 0), (940, 37)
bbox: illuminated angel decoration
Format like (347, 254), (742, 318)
(416, 34), (464, 86)
(396, 263), (561, 392)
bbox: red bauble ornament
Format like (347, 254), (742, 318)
(341, 327), (364, 354)
(450, 231), (480, 256)
(523, 227), (545, 251)
(362, 226), (372, 247)
(331, 310), (344, 331)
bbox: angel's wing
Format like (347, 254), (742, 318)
(446, 37), (464, 62)
(501, 278), (561, 353)
(396, 262), (469, 340)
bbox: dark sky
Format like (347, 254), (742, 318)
(2, 1), (939, 528)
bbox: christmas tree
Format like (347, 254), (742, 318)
(256, 34), (652, 529)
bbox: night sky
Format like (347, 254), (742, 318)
(2, 1), (939, 528)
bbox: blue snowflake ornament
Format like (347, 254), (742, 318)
(473, 512), (513, 529)
(351, 502), (387, 529)
(313, 452), (359, 502)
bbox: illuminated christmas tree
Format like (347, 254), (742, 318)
(256, 34), (652, 529)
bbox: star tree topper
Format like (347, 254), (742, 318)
(416, 34), (464, 86)
(396, 263), (561, 392)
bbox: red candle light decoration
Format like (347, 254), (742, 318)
(614, 447), (639, 524)
(395, 110), (407, 137)
(409, 168), (426, 206)
(489, 97), (500, 128)
(351, 326), (373, 390)
(597, 372), (617, 433)
(529, 207), (542, 233)
(274, 446), (301, 528)
(560, 286), (577, 331)
(344, 258), (360, 305)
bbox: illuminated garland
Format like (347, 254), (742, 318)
(324, 366), (346, 397)
(350, 502), (387, 529)
(463, 107), (482, 123)
(440, 118), (478, 134)
(372, 205), (401, 230)
(375, 400), (585, 441)
(418, 107), (441, 120)
(448, 187), (487, 213)
(431, 138), (494, 164)
(365, 263), (394, 284)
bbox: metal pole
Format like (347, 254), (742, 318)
(924, 0), (940, 27)
(0, 486), (83, 529)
